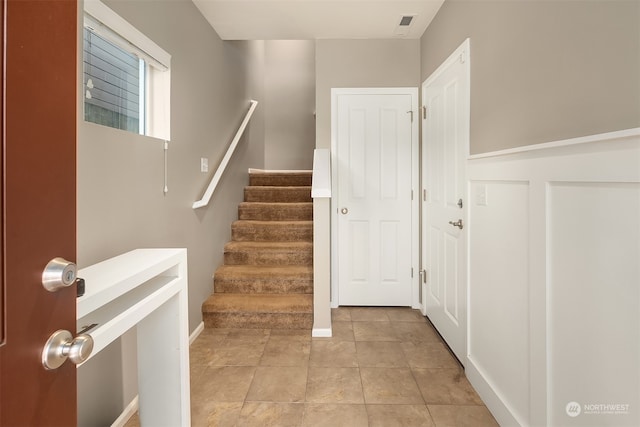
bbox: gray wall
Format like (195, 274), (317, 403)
(77, 0), (264, 424)
(420, 0), (640, 155)
(315, 39), (420, 150)
(264, 40), (316, 169)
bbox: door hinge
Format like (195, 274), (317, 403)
(411, 189), (414, 201)
(422, 105), (427, 120)
(423, 189), (427, 201)
(407, 110), (413, 122)
(411, 267), (414, 278)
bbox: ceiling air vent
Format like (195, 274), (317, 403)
(394, 14), (416, 37)
(399, 16), (414, 26)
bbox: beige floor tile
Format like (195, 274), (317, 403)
(123, 414), (140, 427)
(360, 367), (424, 404)
(331, 307), (352, 321)
(356, 341), (408, 368)
(367, 404), (435, 427)
(392, 322), (442, 343)
(306, 367), (364, 403)
(191, 366), (256, 402)
(302, 403), (368, 427)
(225, 328), (271, 340)
(269, 329), (312, 341)
(205, 402), (244, 427)
(313, 321), (354, 342)
(246, 366), (308, 402)
(208, 338), (267, 366)
(427, 405), (499, 427)
(259, 338), (310, 366)
(401, 342), (460, 369)
(350, 307), (390, 321)
(353, 321), (399, 341)
(309, 341), (358, 368)
(413, 368), (484, 405)
(385, 308), (427, 322)
(236, 402), (305, 427)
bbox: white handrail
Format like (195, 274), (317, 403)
(193, 100), (258, 209)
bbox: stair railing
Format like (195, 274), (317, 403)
(193, 100), (259, 209)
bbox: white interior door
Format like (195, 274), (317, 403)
(333, 89), (418, 306)
(422, 39), (470, 363)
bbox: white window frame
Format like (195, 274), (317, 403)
(84, 0), (171, 140)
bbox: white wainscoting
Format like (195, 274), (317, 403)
(466, 129), (640, 427)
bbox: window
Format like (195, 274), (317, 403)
(83, 0), (170, 140)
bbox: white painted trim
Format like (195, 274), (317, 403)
(189, 321), (204, 345)
(311, 149), (331, 198)
(468, 127), (640, 160)
(312, 327), (333, 338)
(84, 0), (170, 69)
(330, 87), (420, 308)
(248, 168), (312, 174)
(110, 396), (139, 427)
(465, 359), (521, 426)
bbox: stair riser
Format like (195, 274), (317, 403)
(204, 312), (313, 329)
(244, 188), (312, 203)
(224, 250), (313, 266)
(249, 174), (312, 187)
(232, 225), (312, 242)
(238, 205), (312, 221)
(214, 278), (313, 294)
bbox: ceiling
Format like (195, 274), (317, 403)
(192, 0), (446, 40)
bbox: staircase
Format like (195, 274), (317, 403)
(202, 171), (314, 329)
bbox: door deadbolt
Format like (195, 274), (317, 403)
(42, 257), (77, 292)
(449, 219), (464, 229)
(42, 329), (94, 370)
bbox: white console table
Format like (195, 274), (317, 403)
(77, 248), (190, 426)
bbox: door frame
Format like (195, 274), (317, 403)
(330, 87), (420, 309)
(420, 38), (471, 359)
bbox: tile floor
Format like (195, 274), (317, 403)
(126, 307), (499, 426)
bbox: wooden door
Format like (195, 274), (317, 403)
(335, 90), (416, 306)
(421, 39), (470, 363)
(0, 0), (78, 425)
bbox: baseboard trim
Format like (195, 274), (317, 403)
(248, 168), (312, 174)
(190, 321), (204, 345)
(111, 396), (139, 427)
(466, 356), (522, 426)
(312, 327), (332, 338)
